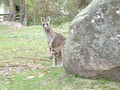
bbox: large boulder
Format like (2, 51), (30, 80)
(63, 0), (120, 80)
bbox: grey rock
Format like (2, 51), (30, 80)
(0, 21), (24, 28)
(63, 0), (120, 80)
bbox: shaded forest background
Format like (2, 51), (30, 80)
(0, 0), (92, 25)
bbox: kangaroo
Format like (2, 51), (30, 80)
(50, 40), (66, 66)
(41, 16), (66, 67)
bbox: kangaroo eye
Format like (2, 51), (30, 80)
(43, 24), (45, 26)
(47, 23), (48, 26)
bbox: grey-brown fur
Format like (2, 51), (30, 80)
(41, 16), (66, 67)
(50, 40), (66, 64)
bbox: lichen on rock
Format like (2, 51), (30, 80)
(63, 0), (120, 80)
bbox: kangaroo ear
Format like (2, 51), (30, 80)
(41, 17), (45, 22)
(46, 16), (50, 22)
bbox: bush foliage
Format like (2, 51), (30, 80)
(26, 0), (92, 25)
(0, 0), (92, 25)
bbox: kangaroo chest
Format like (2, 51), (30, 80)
(45, 31), (55, 47)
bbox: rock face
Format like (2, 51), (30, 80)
(63, 0), (120, 80)
(0, 21), (23, 28)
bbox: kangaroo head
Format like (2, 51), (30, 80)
(51, 48), (60, 57)
(41, 16), (50, 30)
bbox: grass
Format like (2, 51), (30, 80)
(0, 23), (120, 90)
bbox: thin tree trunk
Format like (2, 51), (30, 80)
(9, 0), (16, 21)
(19, 0), (24, 24)
(19, 0), (27, 25)
(24, 5), (27, 26)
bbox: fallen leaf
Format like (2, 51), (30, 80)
(27, 76), (35, 80)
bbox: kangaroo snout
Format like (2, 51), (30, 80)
(44, 25), (49, 30)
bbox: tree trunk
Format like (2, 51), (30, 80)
(19, 0), (27, 25)
(24, 5), (27, 26)
(9, 0), (16, 21)
(19, 0), (24, 24)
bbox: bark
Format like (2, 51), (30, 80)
(19, 0), (27, 25)
(9, 0), (16, 21)
(19, 0), (24, 24)
(24, 5), (27, 26)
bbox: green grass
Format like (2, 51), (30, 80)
(0, 23), (120, 90)
(0, 25), (50, 66)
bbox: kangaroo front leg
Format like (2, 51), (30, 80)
(53, 55), (57, 67)
(49, 36), (55, 48)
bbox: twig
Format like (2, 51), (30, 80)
(0, 64), (28, 67)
